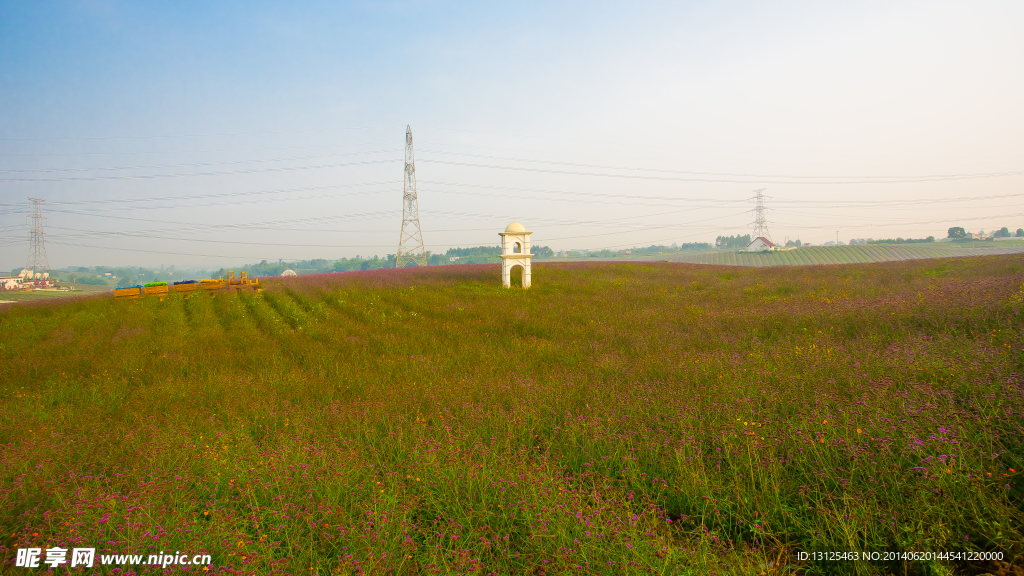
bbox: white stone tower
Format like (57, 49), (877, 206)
(499, 222), (533, 288)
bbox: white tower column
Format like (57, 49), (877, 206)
(499, 222), (533, 288)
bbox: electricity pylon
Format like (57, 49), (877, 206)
(26, 198), (50, 274)
(396, 125), (427, 267)
(751, 188), (773, 243)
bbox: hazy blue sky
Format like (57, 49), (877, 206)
(2, 1), (1023, 269)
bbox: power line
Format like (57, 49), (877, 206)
(34, 208), (400, 231)
(0, 141), (394, 156)
(45, 241), (301, 261)
(0, 149), (400, 174)
(420, 149), (1024, 182)
(0, 181), (395, 212)
(0, 158), (400, 183)
(3, 178), (1020, 213)
(15, 209), (1024, 264)
(4, 151), (1019, 185)
(5, 202), (1021, 240)
(21, 205), (743, 245)
(765, 191), (1024, 206)
(418, 159), (1024, 185)
(539, 211), (752, 242)
(419, 180), (749, 204)
(771, 211), (1024, 230)
(770, 205), (1024, 222)
(0, 125), (404, 142)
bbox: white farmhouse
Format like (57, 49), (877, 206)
(745, 236), (775, 251)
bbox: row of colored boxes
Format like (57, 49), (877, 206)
(113, 276), (261, 301)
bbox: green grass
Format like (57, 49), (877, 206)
(661, 241), (1024, 267)
(552, 240), (1024, 268)
(0, 284), (108, 303)
(1, 256), (1023, 575)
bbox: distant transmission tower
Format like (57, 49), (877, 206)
(751, 188), (773, 243)
(396, 125), (427, 267)
(26, 198), (50, 275)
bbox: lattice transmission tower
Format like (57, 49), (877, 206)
(750, 188), (773, 243)
(26, 198), (50, 275)
(396, 125), (427, 267)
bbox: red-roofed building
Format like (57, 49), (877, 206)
(746, 237), (775, 251)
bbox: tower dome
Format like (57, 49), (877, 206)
(504, 222), (526, 233)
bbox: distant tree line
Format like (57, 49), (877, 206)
(632, 243), (711, 254)
(948, 226), (1024, 240)
(443, 246), (500, 264)
(446, 245), (500, 258)
(992, 227), (1023, 238)
(217, 258), (334, 278)
(209, 246), (558, 278)
(560, 243), (713, 258)
(16, 266), (191, 288)
(443, 245), (554, 263)
(334, 255), (400, 272)
(716, 235), (751, 249)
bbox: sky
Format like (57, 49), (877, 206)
(1, 0), (1023, 270)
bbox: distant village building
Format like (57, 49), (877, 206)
(3, 269), (53, 290)
(745, 236), (775, 251)
(449, 256), (460, 261)
(499, 222), (533, 288)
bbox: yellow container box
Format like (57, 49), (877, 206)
(114, 286), (142, 299)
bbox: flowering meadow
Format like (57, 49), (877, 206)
(1, 256), (1022, 575)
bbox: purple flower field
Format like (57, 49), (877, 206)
(1, 257), (1022, 574)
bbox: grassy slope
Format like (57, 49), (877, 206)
(552, 240), (1024, 268)
(673, 241), (1024, 267)
(1, 257), (1023, 574)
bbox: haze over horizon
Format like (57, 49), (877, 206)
(2, 1), (1023, 270)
